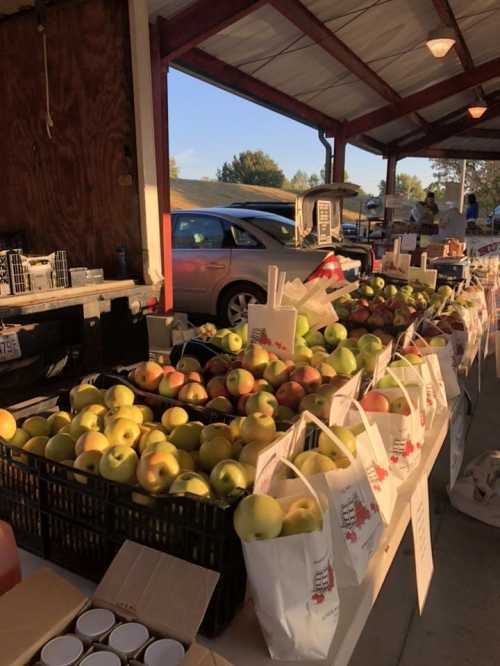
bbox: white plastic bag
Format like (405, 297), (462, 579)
(449, 451), (500, 528)
(244, 460), (340, 661)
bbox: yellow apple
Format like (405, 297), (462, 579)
(169, 422), (203, 451)
(136, 404), (154, 424)
(200, 423), (233, 444)
(240, 413), (276, 445)
(74, 450), (103, 484)
(0, 409), (16, 441)
(161, 406), (189, 432)
(47, 411), (72, 435)
(169, 471), (211, 497)
(173, 449), (195, 471)
(70, 384), (104, 412)
(287, 496), (322, 526)
(241, 462), (256, 486)
(45, 433), (76, 462)
(233, 494), (284, 541)
(296, 450), (337, 476)
(99, 445), (138, 484)
(104, 385), (135, 409)
(70, 411), (101, 440)
(104, 418), (141, 448)
(318, 426), (357, 459)
(229, 417), (245, 442)
(137, 450), (180, 492)
(58, 424), (76, 441)
(142, 440), (177, 457)
(105, 405), (144, 425)
(23, 416), (50, 438)
(8, 428), (30, 448)
(23, 436), (49, 456)
(239, 441), (269, 466)
(138, 428), (168, 455)
(210, 459), (247, 496)
(231, 438), (244, 459)
(75, 431), (110, 457)
(281, 507), (322, 536)
(199, 436), (232, 471)
(81, 403), (107, 420)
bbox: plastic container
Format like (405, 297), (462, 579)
(76, 608), (116, 641)
(108, 622), (149, 656)
(40, 635), (84, 666)
(144, 638), (185, 666)
(0, 520), (21, 595)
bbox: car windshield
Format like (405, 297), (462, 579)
(243, 215), (317, 247)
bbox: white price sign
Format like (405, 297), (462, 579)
(0, 332), (21, 362)
(411, 477), (434, 614)
(317, 200), (332, 246)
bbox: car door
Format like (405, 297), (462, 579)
(172, 213), (231, 314)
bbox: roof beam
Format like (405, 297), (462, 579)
(462, 128), (500, 139)
(408, 148), (500, 160)
(339, 55), (500, 138)
(397, 101), (500, 156)
(174, 48), (341, 134)
(158, 0), (266, 62)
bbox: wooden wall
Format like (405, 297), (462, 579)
(0, 0), (143, 279)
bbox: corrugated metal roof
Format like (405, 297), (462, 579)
(149, 1), (500, 158)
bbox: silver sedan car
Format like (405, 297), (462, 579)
(172, 208), (331, 326)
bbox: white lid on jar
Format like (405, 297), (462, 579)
(80, 652), (121, 666)
(41, 635), (84, 666)
(76, 609), (116, 639)
(108, 622), (149, 655)
(144, 639), (186, 666)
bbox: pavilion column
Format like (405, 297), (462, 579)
(332, 134), (346, 183)
(151, 21), (173, 313)
(384, 154), (397, 226)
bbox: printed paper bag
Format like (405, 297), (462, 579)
(412, 333), (448, 410)
(328, 371), (362, 425)
(243, 461), (340, 661)
(420, 322), (460, 399)
(387, 352), (437, 429)
(343, 400), (397, 525)
(361, 370), (424, 484)
(276, 412), (384, 587)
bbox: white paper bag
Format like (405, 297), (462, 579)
(343, 400), (398, 525)
(276, 412), (384, 587)
(388, 352), (437, 430)
(243, 461), (340, 661)
(412, 334), (448, 410)
(419, 327), (460, 399)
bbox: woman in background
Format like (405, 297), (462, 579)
(465, 193), (479, 222)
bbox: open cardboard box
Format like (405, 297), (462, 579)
(0, 541), (233, 666)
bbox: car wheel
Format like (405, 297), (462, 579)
(218, 283), (266, 327)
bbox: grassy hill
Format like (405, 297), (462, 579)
(170, 178), (364, 221)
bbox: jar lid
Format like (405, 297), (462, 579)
(108, 622), (149, 655)
(144, 639), (186, 666)
(41, 635), (84, 666)
(76, 609), (116, 639)
(80, 652), (121, 666)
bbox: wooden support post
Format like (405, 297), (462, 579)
(332, 135), (346, 184)
(151, 22), (173, 313)
(384, 154), (397, 226)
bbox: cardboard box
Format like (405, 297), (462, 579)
(0, 541), (234, 666)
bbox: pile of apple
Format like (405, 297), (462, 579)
(0, 382), (286, 501)
(332, 276), (453, 331)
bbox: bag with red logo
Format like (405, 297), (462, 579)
(275, 412), (384, 587)
(385, 352), (437, 429)
(243, 460), (339, 660)
(342, 400), (397, 525)
(360, 369), (424, 485)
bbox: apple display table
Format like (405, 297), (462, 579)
(19, 406), (452, 666)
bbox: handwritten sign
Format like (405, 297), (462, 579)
(411, 477), (434, 614)
(0, 332), (21, 363)
(372, 343), (393, 386)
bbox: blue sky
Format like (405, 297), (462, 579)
(168, 69), (435, 195)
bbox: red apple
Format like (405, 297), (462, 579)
(290, 366), (322, 393)
(360, 391), (390, 413)
(276, 381), (306, 411)
(205, 354), (232, 376)
(207, 376), (230, 399)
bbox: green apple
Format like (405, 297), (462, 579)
(327, 347), (357, 376)
(222, 332), (243, 354)
(100, 445), (138, 484)
(239, 440), (269, 466)
(233, 494), (284, 541)
(229, 417), (245, 442)
(295, 450), (337, 476)
(47, 411), (72, 435)
(70, 411), (101, 439)
(161, 406), (189, 432)
(169, 471), (211, 497)
(437, 285), (453, 299)
(376, 374), (398, 389)
(206, 396), (234, 413)
(142, 440), (177, 458)
(281, 507), (322, 536)
(370, 276), (385, 290)
(70, 383), (104, 412)
(201, 423), (233, 444)
(104, 418), (141, 448)
(137, 449), (178, 492)
(338, 338), (358, 352)
(74, 450), (103, 484)
(199, 436), (232, 471)
(384, 284), (398, 298)
(210, 459), (247, 496)
(245, 391), (278, 417)
(23, 416), (50, 438)
(430, 335), (447, 347)
(75, 431), (110, 457)
(357, 334), (383, 352)
(287, 496), (322, 525)
(241, 462), (256, 486)
(310, 351), (330, 369)
(8, 428), (30, 449)
(304, 330), (325, 348)
(240, 413), (277, 444)
(234, 322), (248, 346)
(294, 345), (313, 363)
(295, 314), (310, 337)
(318, 426), (356, 459)
(104, 385), (135, 409)
(263, 360), (289, 387)
(45, 433), (77, 462)
(170, 421), (203, 451)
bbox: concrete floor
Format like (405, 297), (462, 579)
(351, 357), (500, 666)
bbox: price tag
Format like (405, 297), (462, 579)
(0, 332), (21, 362)
(401, 323), (416, 350)
(449, 399), (466, 490)
(411, 477), (434, 614)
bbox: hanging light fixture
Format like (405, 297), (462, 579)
(468, 95), (488, 119)
(426, 26), (456, 58)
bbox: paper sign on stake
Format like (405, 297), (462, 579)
(449, 398), (466, 490)
(408, 251), (438, 290)
(381, 238), (411, 279)
(401, 233), (417, 252)
(372, 343), (393, 386)
(411, 477), (434, 614)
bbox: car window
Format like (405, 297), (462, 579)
(231, 225), (261, 248)
(242, 216), (298, 246)
(174, 215), (225, 249)
(495, 206), (500, 214)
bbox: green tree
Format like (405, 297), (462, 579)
(378, 173), (425, 201)
(170, 158), (179, 178)
(308, 173), (320, 188)
(289, 170), (310, 191)
(430, 158), (500, 213)
(216, 150), (285, 187)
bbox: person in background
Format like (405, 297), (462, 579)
(422, 191), (439, 222)
(465, 193), (479, 222)
(438, 202), (467, 241)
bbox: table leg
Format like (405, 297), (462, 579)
(82, 300), (103, 372)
